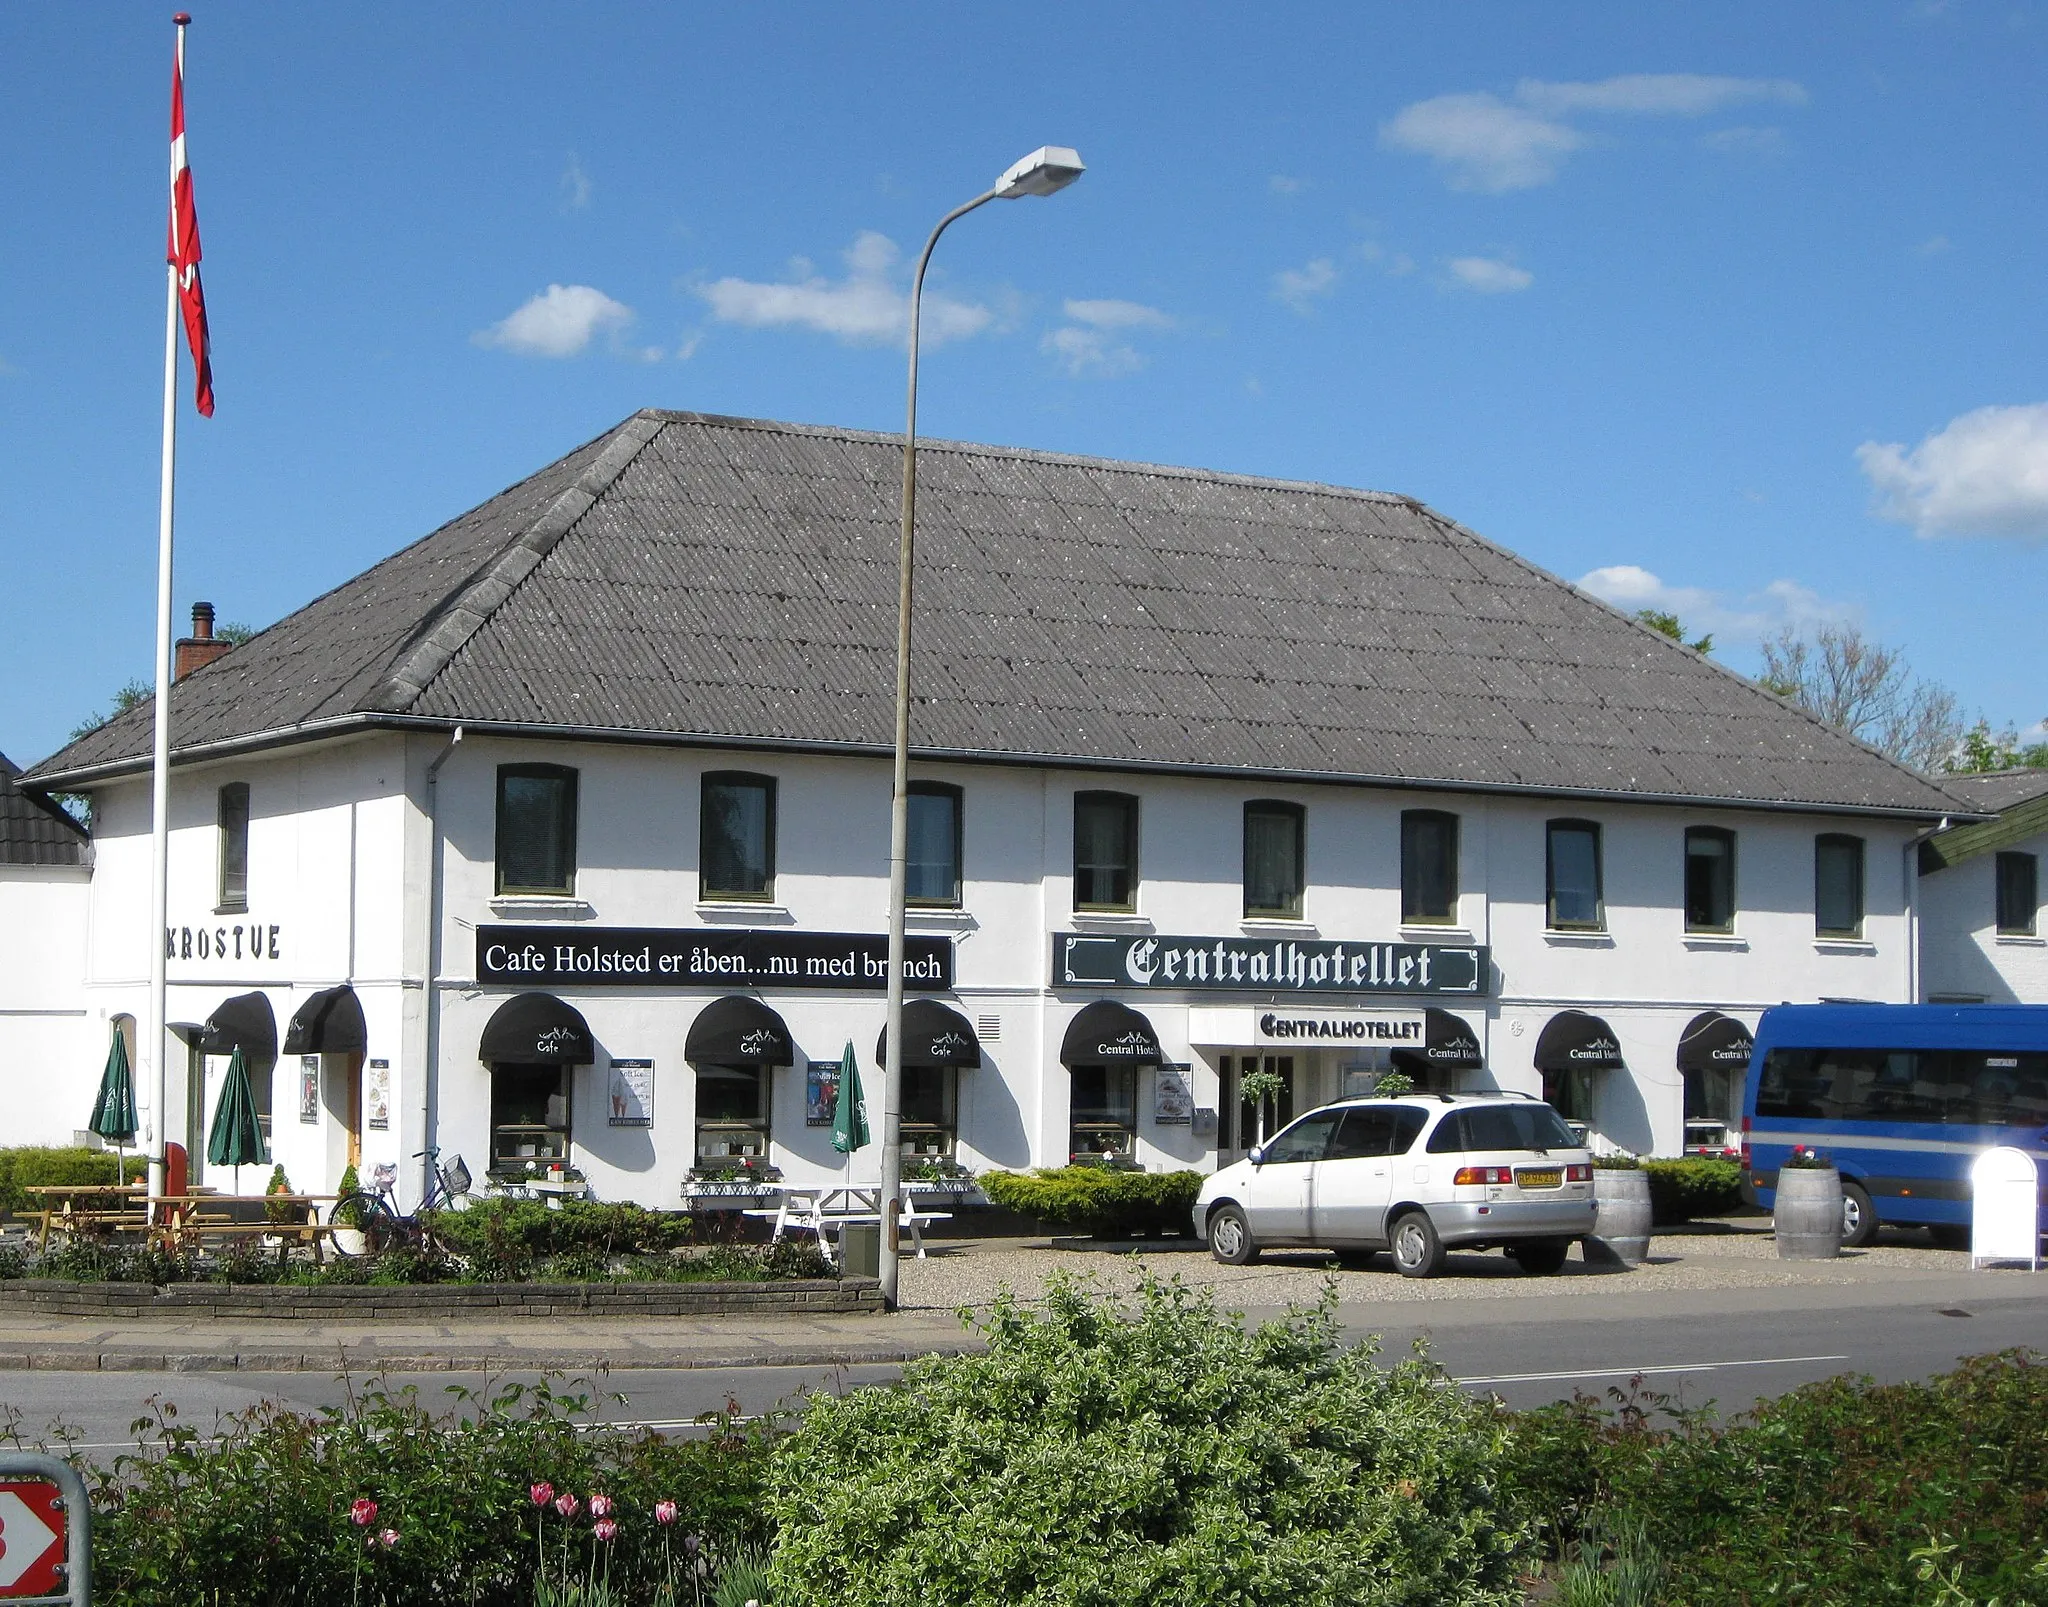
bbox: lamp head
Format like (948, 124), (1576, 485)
(995, 146), (1085, 199)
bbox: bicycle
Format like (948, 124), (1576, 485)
(326, 1146), (472, 1257)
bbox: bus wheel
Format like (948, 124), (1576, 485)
(1840, 1181), (1879, 1248)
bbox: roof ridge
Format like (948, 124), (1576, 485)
(364, 414), (667, 713)
(636, 407), (1414, 506)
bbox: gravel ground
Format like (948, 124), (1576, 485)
(895, 1218), (2013, 1314)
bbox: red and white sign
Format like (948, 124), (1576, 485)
(0, 1482), (66, 1597)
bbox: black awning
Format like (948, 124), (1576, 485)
(876, 999), (982, 1069)
(282, 986), (367, 1056)
(1533, 1010), (1624, 1072)
(1677, 1011), (1754, 1075)
(199, 992), (277, 1065)
(685, 995), (794, 1068)
(1060, 1000), (1163, 1069)
(479, 992), (595, 1065)
(1391, 1007), (1485, 1074)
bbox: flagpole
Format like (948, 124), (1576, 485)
(145, 13), (191, 1203)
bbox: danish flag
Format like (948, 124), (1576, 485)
(168, 19), (214, 417)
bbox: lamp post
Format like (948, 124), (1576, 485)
(878, 146), (1084, 1308)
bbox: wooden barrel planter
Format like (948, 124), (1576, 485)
(1586, 1166), (1653, 1266)
(1774, 1164), (1844, 1260)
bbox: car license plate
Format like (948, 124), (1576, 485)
(1516, 1168), (1562, 1189)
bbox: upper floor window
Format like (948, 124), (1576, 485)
(1684, 826), (1736, 934)
(1243, 800), (1305, 919)
(1996, 851), (2038, 936)
(1401, 810), (1459, 925)
(1815, 833), (1865, 939)
(1546, 819), (1604, 931)
(701, 772), (776, 901)
(495, 765), (577, 896)
(1073, 791), (1138, 912)
(216, 782), (250, 911)
(906, 782), (962, 907)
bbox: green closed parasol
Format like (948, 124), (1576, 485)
(88, 1028), (138, 1147)
(831, 1039), (868, 1156)
(206, 1045), (267, 1189)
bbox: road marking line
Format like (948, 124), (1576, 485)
(1456, 1353), (1850, 1386)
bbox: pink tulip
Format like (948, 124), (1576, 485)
(554, 1493), (580, 1519)
(654, 1500), (679, 1526)
(530, 1482), (554, 1507)
(350, 1499), (378, 1527)
(589, 1494), (613, 1519)
(378, 1529), (399, 1552)
(593, 1518), (617, 1543)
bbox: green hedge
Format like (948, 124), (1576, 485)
(976, 1167), (1203, 1238)
(0, 1146), (146, 1218)
(1642, 1156), (1743, 1225)
(422, 1199), (696, 1278)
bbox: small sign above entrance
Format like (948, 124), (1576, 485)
(1054, 933), (1488, 996)
(1189, 1006), (1425, 1048)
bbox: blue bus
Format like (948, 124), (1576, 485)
(1743, 1004), (2048, 1247)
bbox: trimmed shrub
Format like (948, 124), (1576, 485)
(765, 1275), (1532, 1607)
(0, 1146), (145, 1218)
(1641, 1157), (1742, 1225)
(977, 1167), (1203, 1238)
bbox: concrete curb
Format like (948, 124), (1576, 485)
(0, 1341), (980, 1373)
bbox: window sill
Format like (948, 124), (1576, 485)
(213, 903), (249, 918)
(696, 901), (794, 924)
(1994, 933), (2046, 947)
(906, 907), (978, 930)
(1813, 938), (1877, 955)
(1542, 929), (1614, 947)
(1682, 934), (1748, 951)
(1241, 918), (1319, 938)
(1069, 911), (1153, 932)
(1400, 926), (1474, 943)
(488, 896), (595, 921)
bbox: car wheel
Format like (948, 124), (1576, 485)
(1207, 1204), (1258, 1266)
(1508, 1238), (1570, 1276)
(1389, 1211), (1445, 1279)
(1840, 1181), (1879, 1249)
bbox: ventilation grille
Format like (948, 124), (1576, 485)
(976, 1015), (1001, 1041)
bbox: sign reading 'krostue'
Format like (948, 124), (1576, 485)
(1054, 933), (1488, 996)
(477, 926), (953, 991)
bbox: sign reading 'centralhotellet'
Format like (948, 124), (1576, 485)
(1054, 933), (1489, 996)
(478, 926), (952, 991)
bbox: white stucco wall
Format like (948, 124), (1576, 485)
(1919, 827), (2048, 1004)
(0, 863), (93, 1146)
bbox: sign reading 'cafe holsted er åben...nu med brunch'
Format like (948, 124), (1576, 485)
(476, 926), (953, 991)
(1053, 933), (1489, 996)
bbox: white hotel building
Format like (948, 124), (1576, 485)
(13, 411), (1968, 1208)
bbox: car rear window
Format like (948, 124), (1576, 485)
(1426, 1104), (1578, 1153)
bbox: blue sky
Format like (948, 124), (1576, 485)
(4, 2), (2044, 770)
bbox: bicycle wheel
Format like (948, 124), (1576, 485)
(327, 1193), (403, 1257)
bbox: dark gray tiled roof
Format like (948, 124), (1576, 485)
(1938, 769), (2048, 815)
(1, 751), (89, 866)
(25, 410), (1965, 817)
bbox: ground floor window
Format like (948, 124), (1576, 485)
(1069, 1066), (1136, 1160)
(695, 1064), (770, 1168)
(491, 1063), (569, 1176)
(1220, 1054), (1297, 1149)
(901, 1065), (957, 1160)
(1684, 1065), (1742, 1125)
(1541, 1066), (1598, 1127)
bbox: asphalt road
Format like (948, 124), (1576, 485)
(6, 1282), (2040, 1457)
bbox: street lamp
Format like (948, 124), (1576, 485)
(878, 146), (1084, 1308)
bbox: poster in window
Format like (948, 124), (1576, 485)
(609, 1058), (654, 1127)
(806, 1061), (840, 1126)
(1154, 1063), (1193, 1125)
(299, 1056), (320, 1124)
(366, 1058), (391, 1130)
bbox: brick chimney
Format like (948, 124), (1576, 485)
(174, 602), (232, 680)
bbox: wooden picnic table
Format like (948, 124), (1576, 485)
(29, 1189), (343, 1258)
(742, 1185), (951, 1262)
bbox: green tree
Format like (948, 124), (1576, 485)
(1634, 608), (1714, 655)
(1947, 719), (2048, 774)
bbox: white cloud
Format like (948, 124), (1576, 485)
(1699, 125), (1784, 155)
(561, 153), (590, 211)
(1383, 73), (1807, 191)
(1268, 174), (1307, 195)
(1272, 256), (1339, 313)
(1918, 234), (1953, 256)
(1041, 298), (1173, 377)
(1447, 255), (1533, 293)
(1577, 564), (1849, 642)
(695, 231), (991, 348)
(1856, 402), (2048, 540)
(473, 284), (634, 358)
